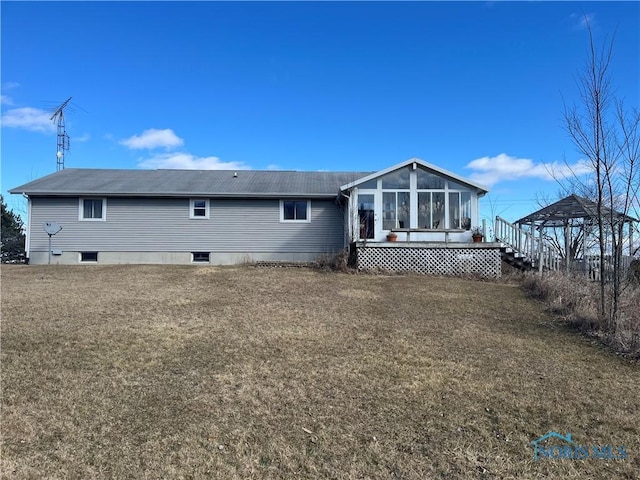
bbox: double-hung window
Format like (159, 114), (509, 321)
(190, 199), (210, 219)
(79, 198), (106, 221)
(280, 200), (310, 222)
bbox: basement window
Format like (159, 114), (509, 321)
(192, 252), (210, 263)
(80, 252), (98, 262)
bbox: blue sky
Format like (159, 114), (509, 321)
(2, 1), (639, 224)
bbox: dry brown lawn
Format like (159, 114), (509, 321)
(1, 265), (638, 479)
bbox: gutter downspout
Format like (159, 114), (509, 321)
(340, 190), (352, 247)
(22, 193), (31, 263)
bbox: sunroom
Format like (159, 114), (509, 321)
(341, 158), (489, 243)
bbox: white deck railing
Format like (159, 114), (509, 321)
(494, 216), (635, 278)
(494, 216), (562, 271)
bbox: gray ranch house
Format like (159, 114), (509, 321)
(11, 158), (500, 276)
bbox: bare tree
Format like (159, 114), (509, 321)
(563, 22), (640, 330)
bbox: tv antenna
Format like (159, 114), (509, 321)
(43, 221), (63, 264)
(50, 97), (71, 171)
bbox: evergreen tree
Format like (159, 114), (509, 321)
(1, 196), (26, 263)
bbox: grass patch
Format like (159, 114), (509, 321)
(2, 265), (639, 479)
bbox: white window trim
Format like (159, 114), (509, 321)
(280, 200), (311, 223)
(190, 198), (210, 219)
(78, 198), (107, 221)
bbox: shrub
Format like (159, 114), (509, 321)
(1, 196), (26, 264)
(314, 249), (354, 273)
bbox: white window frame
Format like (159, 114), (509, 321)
(190, 198), (210, 219)
(280, 200), (311, 223)
(79, 198), (107, 221)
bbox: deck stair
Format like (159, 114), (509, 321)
(494, 216), (562, 271)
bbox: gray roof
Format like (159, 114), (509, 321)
(516, 194), (638, 225)
(9, 168), (374, 198)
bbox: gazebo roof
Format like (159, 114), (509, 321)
(516, 194), (637, 225)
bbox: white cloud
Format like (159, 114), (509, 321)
(75, 133), (91, 143)
(569, 13), (595, 31)
(138, 152), (249, 170)
(266, 164), (281, 170)
(1, 81), (20, 90)
(465, 153), (592, 187)
(1, 82), (21, 106)
(1, 107), (55, 133)
(120, 128), (184, 150)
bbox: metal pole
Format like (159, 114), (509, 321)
(48, 234), (52, 264)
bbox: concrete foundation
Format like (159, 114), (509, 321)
(27, 250), (323, 265)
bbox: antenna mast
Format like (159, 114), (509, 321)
(50, 97), (72, 171)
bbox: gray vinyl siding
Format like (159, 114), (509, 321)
(29, 196), (345, 254)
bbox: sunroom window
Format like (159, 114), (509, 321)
(447, 191), (472, 229)
(382, 191), (410, 230)
(381, 167), (411, 189)
(461, 192), (471, 229)
(360, 165), (476, 233)
(418, 192), (445, 229)
(417, 169), (445, 189)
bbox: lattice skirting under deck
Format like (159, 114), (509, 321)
(356, 245), (501, 278)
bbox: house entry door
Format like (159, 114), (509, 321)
(358, 194), (375, 239)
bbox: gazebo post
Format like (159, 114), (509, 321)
(539, 223), (544, 274)
(582, 219), (588, 274)
(530, 220), (535, 263)
(565, 220), (571, 273)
